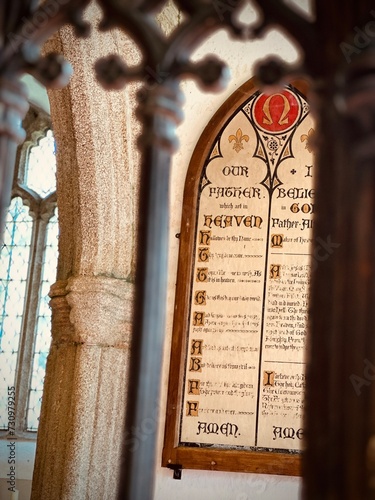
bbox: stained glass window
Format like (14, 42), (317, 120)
(0, 122), (58, 434)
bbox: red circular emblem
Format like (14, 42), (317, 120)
(253, 90), (300, 133)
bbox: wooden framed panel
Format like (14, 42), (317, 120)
(163, 77), (313, 476)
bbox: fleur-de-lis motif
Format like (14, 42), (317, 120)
(229, 128), (249, 152)
(301, 128), (315, 153)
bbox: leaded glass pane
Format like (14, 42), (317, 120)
(26, 210), (58, 431)
(0, 198), (32, 429)
(25, 130), (56, 197)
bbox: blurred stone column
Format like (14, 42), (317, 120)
(31, 3), (140, 499)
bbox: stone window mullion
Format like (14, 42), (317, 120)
(14, 203), (51, 434)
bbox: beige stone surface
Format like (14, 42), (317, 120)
(32, 3), (139, 499)
(66, 276), (134, 345)
(32, 341), (131, 500)
(43, 2), (141, 281)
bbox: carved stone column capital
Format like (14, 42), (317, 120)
(66, 275), (134, 346)
(49, 276), (134, 346)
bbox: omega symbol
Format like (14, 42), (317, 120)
(253, 90), (300, 133)
(262, 94), (291, 126)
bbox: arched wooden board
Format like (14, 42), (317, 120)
(162, 77), (313, 476)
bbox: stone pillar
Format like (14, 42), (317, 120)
(31, 4), (140, 499)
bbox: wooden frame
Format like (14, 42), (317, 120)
(162, 77), (310, 476)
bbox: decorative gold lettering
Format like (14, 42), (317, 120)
(186, 401), (199, 416)
(188, 380), (201, 395)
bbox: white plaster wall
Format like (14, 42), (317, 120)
(21, 75), (50, 114)
(155, 468), (300, 500)
(156, 2), (312, 498)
